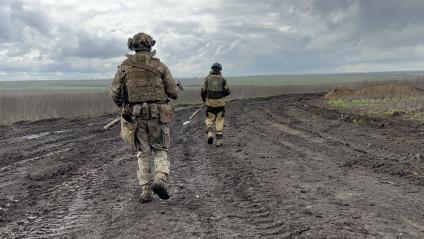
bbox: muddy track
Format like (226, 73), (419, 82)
(1, 94), (424, 238)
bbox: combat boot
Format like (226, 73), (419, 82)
(207, 131), (214, 144)
(152, 178), (170, 200)
(216, 133), (223, 147)
(139, 184), (153, 203)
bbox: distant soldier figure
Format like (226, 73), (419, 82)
(201, 63), (231, 147)
(110, 33), (180, 203)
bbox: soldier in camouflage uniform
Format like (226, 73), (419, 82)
(110, 33), (180, 203)
(201, 63), (231, 147)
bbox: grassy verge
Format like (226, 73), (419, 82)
(326, 97), (424, 122)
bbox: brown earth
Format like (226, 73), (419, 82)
(1, 94), (424, 239)
(324, 84), (423, 99)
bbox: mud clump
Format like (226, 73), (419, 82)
(324, 84), (423, 99)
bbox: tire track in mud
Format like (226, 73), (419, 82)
(271, 104), (424, 184)
(2, 96), (424, 238)
(169, 108), (296, 238)
(170, 96), (422, 238)
(174, 122), (219, 238)
(278, 119), (422, 176)
(0, 117), (135, 238)
(0, 126), (104, 171)
(7, 151), (134, 238)
(198, 108), (312, 238)
(171, 116), (236, 238)
(253, 104), (424, 238)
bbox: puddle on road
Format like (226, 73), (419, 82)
(271, 123), (326, 144)
(335, 191), (359, 200)
(22, 132), (51, 140)
(0, 147), (72, 173)
(402, 217), (424, 231)
(21, 130), (71, 140)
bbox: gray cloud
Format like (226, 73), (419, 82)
(0, 0), (51, 40)
(357, 0), (424, 31)
(1, 0), (424, 80)
(53, 29), (125, 59)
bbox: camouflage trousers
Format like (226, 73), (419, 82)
(205, 106), (225, 135)
(121, 116), (171, 186)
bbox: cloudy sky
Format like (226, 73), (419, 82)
(1, 0), (424, 80)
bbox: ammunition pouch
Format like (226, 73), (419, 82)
(132, 104), (146, 119)
(150, 103), (160, 119)
(158, 104), (175, 124)
(120, 114), (138, 150)
(131, 103), (174, 124)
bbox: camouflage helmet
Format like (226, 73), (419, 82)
(127, 32), (156, 51)
(211, 62), (222, 71)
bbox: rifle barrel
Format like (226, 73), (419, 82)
(104, 118), (120, 130)
(188, 105), (203, 120)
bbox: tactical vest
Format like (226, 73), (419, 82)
(122, 54), (167, 103)
(206, 74), (225, 99)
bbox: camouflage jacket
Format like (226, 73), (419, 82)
(110, 51), (179, 107)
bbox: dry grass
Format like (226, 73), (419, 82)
(1, 86), (298, 124)
(0, 91), (116, 124)
(0, 84), (343, 124)
(324, 84), (423, 100)
(2, 78), (424, 125)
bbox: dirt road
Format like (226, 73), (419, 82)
(1, 94), (424, 238)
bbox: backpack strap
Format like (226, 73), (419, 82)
(122, 63), (162, 78)
(122, 54), (162, 78)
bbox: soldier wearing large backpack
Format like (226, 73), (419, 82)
(201, 63), (231, 147)
(110, 32), (180, 203)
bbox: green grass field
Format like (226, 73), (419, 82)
(326, 97), (424, 122)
